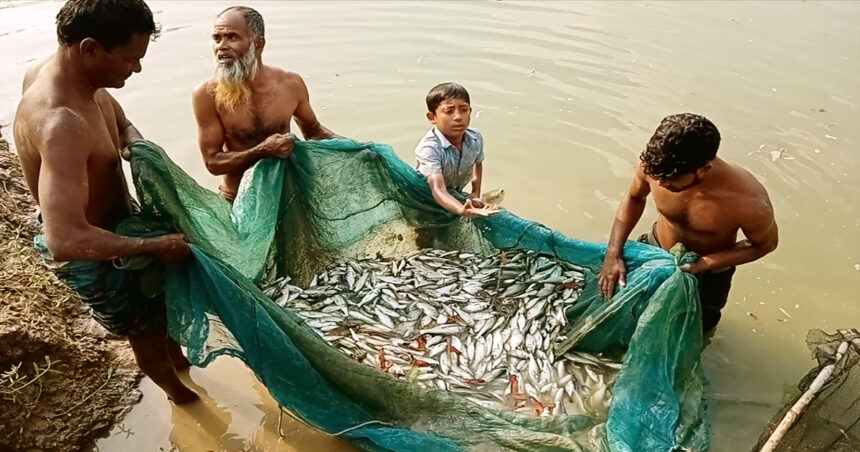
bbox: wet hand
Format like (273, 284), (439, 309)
(120, 138), (144, 162)
(467, 195), (485, 208)
(680, 259), (706, 274)
(262, 134), (295, 159)
(461, 199), (498, 217)
(151, 233), (191, 263)
(598, 255), (626, 299)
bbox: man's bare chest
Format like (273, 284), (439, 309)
(73, 102), (122, 172)
(653, 191), (738, 232)
(221, 100), (295, 148)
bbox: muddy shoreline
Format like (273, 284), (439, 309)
(0, 132), (142, 452)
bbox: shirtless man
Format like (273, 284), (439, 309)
(192, 6), (336, 201)
(13, 0), (196, 403)
(598, 113), (778, 331)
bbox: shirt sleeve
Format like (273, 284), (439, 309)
(415, 144), (443, 178)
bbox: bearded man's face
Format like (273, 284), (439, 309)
(212, 41), (257, 112)
(210, 10), (260, 112)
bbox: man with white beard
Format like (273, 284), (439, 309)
(192, 6), (336, 201)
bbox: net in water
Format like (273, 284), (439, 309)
(125, 137), (709, 451)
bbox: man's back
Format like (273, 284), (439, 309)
(14, 55), (133, 229)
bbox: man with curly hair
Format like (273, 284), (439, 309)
(598, 113), (778, 332)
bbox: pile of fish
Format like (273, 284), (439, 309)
(263, 249), (620, 417)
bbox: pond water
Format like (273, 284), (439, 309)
(1, 1), (857, 451)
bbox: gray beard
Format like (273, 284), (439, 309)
(212, 42), (258, 111)
(214, 42), (258, 86)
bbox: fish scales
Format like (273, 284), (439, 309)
(265, 248), (616, 417)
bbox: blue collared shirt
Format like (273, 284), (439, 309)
(414, 127), (485, 192)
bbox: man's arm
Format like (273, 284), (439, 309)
(598, 163), (651, 298)
(682, 195), (778, 273)
(106, 92), (142, 161)
(291, 76), (336, 140)
(427, 173), (497, 217)
(38, 111), (189, 262)
(192, 83), (292, 175)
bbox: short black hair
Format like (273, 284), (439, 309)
(640, 113), (721, 180)
(218, 6), (265, 38)
(57, 0), (160, 51)
(426, 82), (470, 113)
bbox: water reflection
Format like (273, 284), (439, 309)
(1, 1), (857, 451)
(168, 375), (242, 451)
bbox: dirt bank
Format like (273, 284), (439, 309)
(0, 131), (142, 452)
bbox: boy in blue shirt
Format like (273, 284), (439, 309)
(415, 83), (499, 217)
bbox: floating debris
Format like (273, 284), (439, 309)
(770, 148), (795, 162)
(263, 249), (619, 417)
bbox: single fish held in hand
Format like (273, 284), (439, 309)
(481, 189), (506, 209)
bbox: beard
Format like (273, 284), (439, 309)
(212, 42), (258, 112)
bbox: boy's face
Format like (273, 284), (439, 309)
(428, 98), (471, 139)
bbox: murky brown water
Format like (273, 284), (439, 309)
(1, 1), (858, 451)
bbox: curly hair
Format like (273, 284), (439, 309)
(57, 0), (160, 51)
(426, 82), (470, 113)
(640, 113), (720, 180)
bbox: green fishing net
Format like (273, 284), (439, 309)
(126, 136), (708, 451)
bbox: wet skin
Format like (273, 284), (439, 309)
(14, 32), (196, 404)
(598, 157), (778, 298)
(193, 10), (334, 199)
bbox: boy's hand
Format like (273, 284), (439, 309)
(467, 194), (485, 208)
(460, 199), (498, 217)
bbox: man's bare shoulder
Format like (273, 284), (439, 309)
(193, 79), (215, 99)
(19, 102), (91, 154)
(726, 162), (774, 218)
(266, 66), (306, 88)
(22, 55), (53, 94)
(727, 162), (769, 197)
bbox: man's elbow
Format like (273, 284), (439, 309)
(304, 123), (333, 140)
(762, 236), (778, 254)
(204, 159), (228, 176)
(46, 235), (87, 262)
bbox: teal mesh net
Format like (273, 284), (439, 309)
(126, 137), (708, 451)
